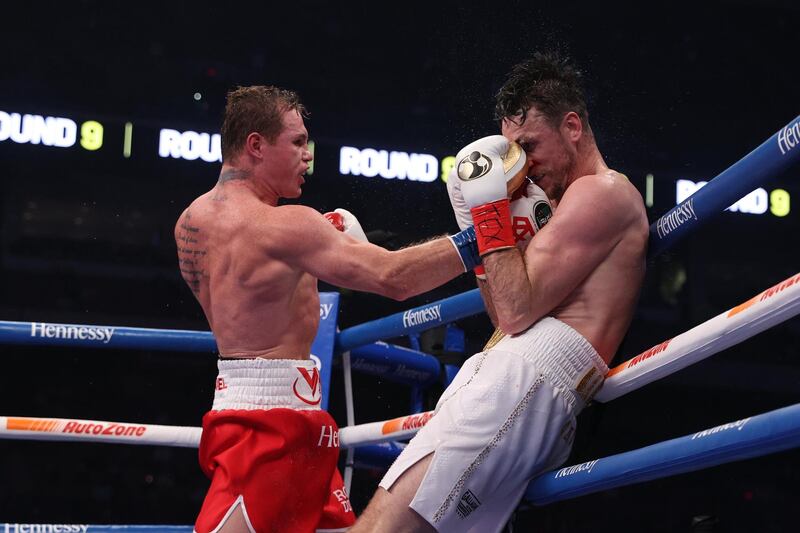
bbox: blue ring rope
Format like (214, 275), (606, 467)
(1, 117), (795, 356)
(648, 115), (800, 257)
(1, 116), (797, 512)
(2, 117), (796, 358)
(526, 402), (800, 504)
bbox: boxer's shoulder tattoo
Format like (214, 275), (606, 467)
(176, 209), (208, 295)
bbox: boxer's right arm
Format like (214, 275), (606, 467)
(263, 205), (466, 301)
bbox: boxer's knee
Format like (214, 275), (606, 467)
(386, 453), (433, 508)
(351, 454), (436, 533)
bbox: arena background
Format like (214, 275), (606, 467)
(1, 1), (798, 531)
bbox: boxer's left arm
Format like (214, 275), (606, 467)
(477, 181), (553, 328)
(477, 278), (500, 328)
(482, 175), (633, 334)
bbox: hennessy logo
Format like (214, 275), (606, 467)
(777, 120), (800, 155)
(554, 460), (599, 478)
(319, 303), (333, 320)
(402, 304), (442, 329)
(318, 425), (339, 447)
(30, 322), (115, 344)
(655, 198), (697, 239)
(293, 366), (321, 405)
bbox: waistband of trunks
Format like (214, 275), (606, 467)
(491, 317), (609, 410)
(211, 358), (322, 411)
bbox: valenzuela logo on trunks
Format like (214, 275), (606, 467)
(293, 367), (322, 405)
(655, 198), (698, 239)
(30, 322), (115, 344)
(402, 305), (442, 329)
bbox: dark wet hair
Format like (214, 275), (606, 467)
(494, 51), (589, 129)
(221, 85), (307, 161)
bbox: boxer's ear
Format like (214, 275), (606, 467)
(245, 132), (265, 159)
(561, 112), (583, 142)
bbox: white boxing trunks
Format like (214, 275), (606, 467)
(379, 317), (608, 533)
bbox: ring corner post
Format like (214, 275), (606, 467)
(313, 292), (340, 411)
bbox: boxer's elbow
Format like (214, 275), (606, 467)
(374, 263), (413, 301)
(390, 288), (413, 301)
(498, 311), (535, 336)
(378, 275), (413, 301)
(494, 289), (538, 334)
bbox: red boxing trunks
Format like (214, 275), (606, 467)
(194, 358), (355, 533)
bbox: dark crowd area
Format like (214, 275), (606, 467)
(1, 1), (799, 531)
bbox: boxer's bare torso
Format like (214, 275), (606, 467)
(176, 184), (465, 360)
(176, 188), (321, 359)
(480, 110), (649, 363)
(530, 170), (647, 361)
(176, 109), (464, 360)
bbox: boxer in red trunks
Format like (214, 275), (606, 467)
(176, 86), (479, 533)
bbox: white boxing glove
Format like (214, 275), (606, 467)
(455, 135), (529, 255)
(456, 135), (528, 209)
(446, 168), (488, 277)
(462, 181), (553, 278)
(446, 167), (473, 231)
(510, 181), (553, 249)
(324, 208), (368, 242)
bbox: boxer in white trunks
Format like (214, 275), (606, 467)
(351, 51), (649, 533)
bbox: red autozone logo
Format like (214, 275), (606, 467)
(7, 417), (147, 438)
(402, 412), (433, 430)
(626, 339), (672, 369)
(63, 421), (146, 437)
(293, 366), (321, 405)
